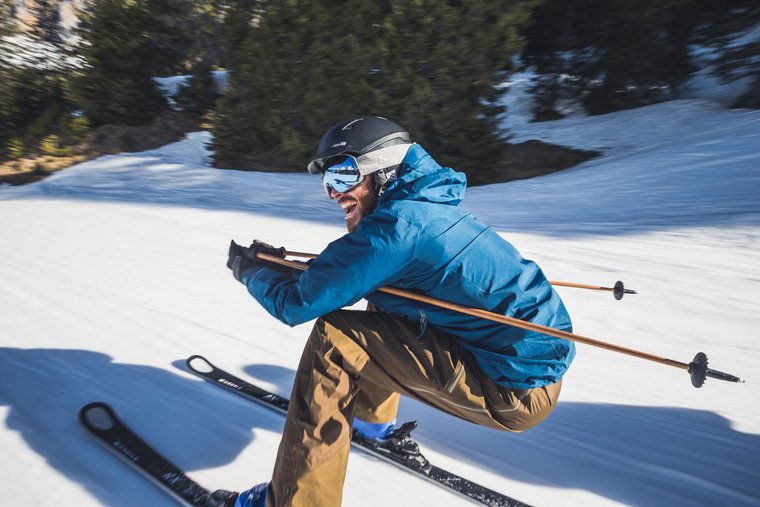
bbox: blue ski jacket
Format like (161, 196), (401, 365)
(242, 144), (575, 389)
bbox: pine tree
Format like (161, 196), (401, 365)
(218, 0), (261, 69)
(175, 64), (220, 113)
(378, 0), (539, 170)
(172, 0), (251, 117)
(142, 0), (196, 74)
(0, 0), (17, 151)
(212, 0), (298, 168)
(213, 0), (395, 168)
(71, 0), (170, 126)
(521, 0), (758, 116)
(0, 0), (79, 157)
(213, 0), (539, 173)
(695, 3), (760, 108)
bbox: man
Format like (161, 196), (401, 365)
(212, 116), (575, 507)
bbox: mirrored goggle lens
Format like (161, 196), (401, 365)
(322, 155), (363, 194)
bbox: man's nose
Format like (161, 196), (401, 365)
(329, 187), (342, 200)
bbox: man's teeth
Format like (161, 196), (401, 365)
(341, 201), (357, 213)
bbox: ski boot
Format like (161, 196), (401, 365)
(353, 418), (395, 441)
(353, 420), (432, 474)
(205, 482), (267, 507)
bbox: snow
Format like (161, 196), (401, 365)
(1, 96), (759, 506)
(153, 71), (229, 109)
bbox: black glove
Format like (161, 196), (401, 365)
(227, 239), (286, 282)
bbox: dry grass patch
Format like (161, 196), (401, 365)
(0, 110), (203, 186)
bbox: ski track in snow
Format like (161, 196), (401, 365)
(1, 99), (759, 506)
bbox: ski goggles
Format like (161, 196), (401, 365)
(316, 143), (414, 196)
(321, 155), (365, 195)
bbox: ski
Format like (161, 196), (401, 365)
(185, 354), (530, 507)
(79, 401), (213, 506)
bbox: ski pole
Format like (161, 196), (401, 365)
(257, 252), (743, 388)
(549, 280), (636, 300)
(284, 251), (637, 300)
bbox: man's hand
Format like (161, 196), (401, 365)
(227, 239), (287, 282)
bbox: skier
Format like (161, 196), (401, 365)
(210, 116), (576, 507)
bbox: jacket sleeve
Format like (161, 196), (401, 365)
(240, 213), (417, 326)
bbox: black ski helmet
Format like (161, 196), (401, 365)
(307, 116), (412, 174)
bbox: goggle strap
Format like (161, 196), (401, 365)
(355, 143), (414, 175)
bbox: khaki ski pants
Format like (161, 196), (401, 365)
(266, 310), (562, 507)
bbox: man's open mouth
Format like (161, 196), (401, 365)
(340, 199), (358, 217)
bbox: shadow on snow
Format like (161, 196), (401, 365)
(0, 347), (283, 506)
(1, 347), (758, 506)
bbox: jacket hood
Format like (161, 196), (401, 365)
(379, 144), (467, 206)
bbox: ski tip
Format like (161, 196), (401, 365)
(186, 355), (214, 374)
(79, 402), (118, 431)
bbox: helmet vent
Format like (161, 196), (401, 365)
(342, 118), (364, 130)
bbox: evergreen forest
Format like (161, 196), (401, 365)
(1, 0), (758, 182)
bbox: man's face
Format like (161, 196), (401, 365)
(328, 176), (378, 232)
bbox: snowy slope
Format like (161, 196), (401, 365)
(1, 99), (759, 507)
